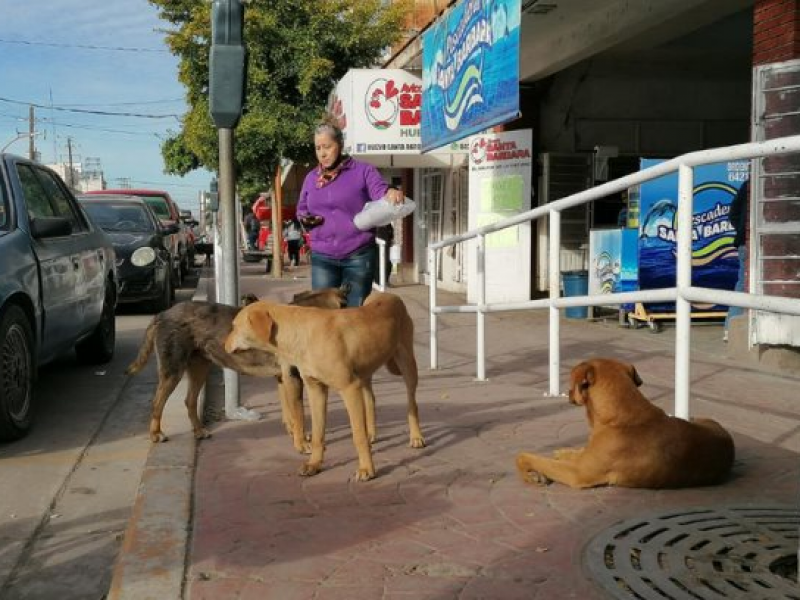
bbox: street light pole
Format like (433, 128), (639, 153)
(29, 105), (35, 159)
(1, 131), (43, 154)
(209, 0), (259, 422)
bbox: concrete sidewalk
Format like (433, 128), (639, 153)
(112, 262), (800, 599)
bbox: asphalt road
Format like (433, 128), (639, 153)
(0, 273), (199, 600)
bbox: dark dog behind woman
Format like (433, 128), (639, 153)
(297, 118), (405, 307)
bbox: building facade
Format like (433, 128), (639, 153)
(336, 0), (799, 362)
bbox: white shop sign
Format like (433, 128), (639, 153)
(467, 129), (532, 304)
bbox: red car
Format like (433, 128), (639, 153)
(84, 189), (191, 285)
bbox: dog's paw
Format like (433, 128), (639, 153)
(353, 468), (375, 482)
(409, 436), (426, 449)
(150, 432), (169, 443)
(298, 462), (322, 477)
(294, 441), (312, 455)
(520, 469), (552, 486)
(194, 428), (212, 440)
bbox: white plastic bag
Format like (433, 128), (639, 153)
(353, 195), (416, 230)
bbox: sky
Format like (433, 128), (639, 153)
(0, 0), (212, 215)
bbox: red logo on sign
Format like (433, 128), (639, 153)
(365, 79), (422, 130)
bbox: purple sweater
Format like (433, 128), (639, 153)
(297, 159), (389, 259)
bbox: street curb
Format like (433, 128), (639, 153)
(107, 276), (214, 600)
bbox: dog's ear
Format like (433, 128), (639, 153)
(248, 306), (274, 343)
(629, 365), (643, 387)
(339, 281), (351, 296)
(569, 363), (595, 405)
(240, 293), (259, 307)
(584, 364), (597, 387)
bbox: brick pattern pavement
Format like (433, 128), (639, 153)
(185, 267), (799, 599)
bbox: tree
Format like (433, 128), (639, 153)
(150, 0), (409, 194)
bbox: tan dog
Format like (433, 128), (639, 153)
(515, 358), (735, 489)
(225, 291), (425, 481)
(126, 286), (347, 445)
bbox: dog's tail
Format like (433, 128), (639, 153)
(125, 318), (158, 376)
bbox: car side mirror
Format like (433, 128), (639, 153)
(31, 216), (72, 239)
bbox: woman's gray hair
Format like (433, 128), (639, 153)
(314, 122), (344, 147)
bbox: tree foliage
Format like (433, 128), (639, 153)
(150, 0), (409, 193)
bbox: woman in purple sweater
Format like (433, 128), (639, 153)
(297, 121), (404, 306)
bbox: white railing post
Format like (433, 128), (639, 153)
(548, 210), (561, 396)
(374, 238), (387, 292)
(429, 247), (438, 370)
(675, 164), (694, 420)
(476, 233), (487, 381)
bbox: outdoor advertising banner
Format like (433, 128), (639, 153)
(637, 159), (749, 311)
(329, 69), (423, 155)
(588, 228), (639, 309)
(329, 69), (470, 160)
(421, 0), (520, 153)
(467, 129), (532, 304)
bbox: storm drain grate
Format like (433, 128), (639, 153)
(584, 505), (799, 599)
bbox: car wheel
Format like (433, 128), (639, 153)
(0, 305), (35, 441)
(75, 283), (116, 365)
(151, 271), (173, 312)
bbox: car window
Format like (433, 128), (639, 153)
(35, 168), (87, 233)
(0, 177), (7, 230)
(144, 197), (171, 219)
(17, 164), (58, 219)
(82, 203), (155, 233)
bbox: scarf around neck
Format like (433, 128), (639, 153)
(315, 156), (351, 189)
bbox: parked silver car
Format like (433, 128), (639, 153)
(0, 153), (117, 441)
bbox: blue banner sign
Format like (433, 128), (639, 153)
(421, 0), (520, 152)
(637, 159), (748, 311)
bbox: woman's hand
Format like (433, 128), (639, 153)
(386, 187), (404, 205)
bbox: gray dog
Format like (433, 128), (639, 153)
(126, 285), (348, 444)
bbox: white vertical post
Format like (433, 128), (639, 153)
(429, 247), (438, 370)
(675, 164), (693, 420)
(476, 233), (487, 381)
(548, 210), (561, 396)
(374, 238), (387, 292)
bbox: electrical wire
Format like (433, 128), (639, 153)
(0, 38), (168, 53)
(0, 95), (181, 120)
(58, 97), (184, 108)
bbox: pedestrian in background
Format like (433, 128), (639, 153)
(297, 117), (404, 307)
(283, 217), (304, 267)
(374, 223), (395, 286)
(244, 206), (260, 250)
(724, 177), (750, 342)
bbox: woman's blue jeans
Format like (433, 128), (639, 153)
(311, 243), (376, 307)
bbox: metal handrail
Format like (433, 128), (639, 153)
(427, 135), (800, 419)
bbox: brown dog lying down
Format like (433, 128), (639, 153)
(516, 358), (735, 489)
(126, 286), (347, 444)
(225, 291), (425, 482)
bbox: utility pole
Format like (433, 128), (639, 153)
(29, 106), (35, 159)
(210, 0), (258, 422)
(272, 164), (284, 277)
(66, 137), (74, 189)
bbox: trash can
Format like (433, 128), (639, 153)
(562, 270), (589, 319)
